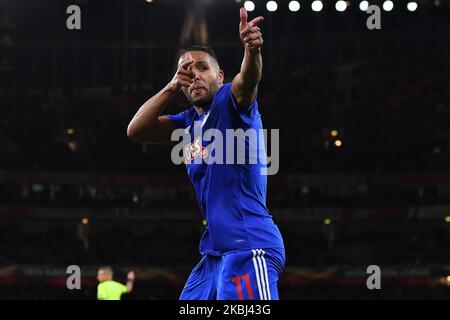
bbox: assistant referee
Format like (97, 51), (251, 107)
(96, 266), (135, 300)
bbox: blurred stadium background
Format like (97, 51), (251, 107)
(0, 0), (450, 299)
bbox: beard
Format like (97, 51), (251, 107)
(187, 84), (217, 107)
(191, 94), (213, 107)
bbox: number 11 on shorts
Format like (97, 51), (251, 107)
(231, 273), (254, 300)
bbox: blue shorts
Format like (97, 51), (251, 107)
(179, 248), (285, 300)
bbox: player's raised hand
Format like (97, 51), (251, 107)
(239, 7), (264, 53)
(127, 271), (135, 281)
(169, 52), (195, 91)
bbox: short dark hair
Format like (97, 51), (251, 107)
(176, 45), (220, 68)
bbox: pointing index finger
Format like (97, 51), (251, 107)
(248, 16), (264, 27)
(179, 56), (194, 69)
(180, 60), (193, 70)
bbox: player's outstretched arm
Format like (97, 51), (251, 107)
(127, 56), (195, 143)
(126, 270), (135, 293)
(231, 7), (264, 109)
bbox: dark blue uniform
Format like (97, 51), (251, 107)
(168, 83), (285, 300)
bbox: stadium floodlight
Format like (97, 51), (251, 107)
(289, 1), (301, 12)
(266, 1), (278, 12)
(244, 1), (255, 12)
(312, 0), (324, 12)
(359, 1), (369, 11)
(407, 2), (418, 11)
(383, 0), (394, 11)
(335, 0), (347, 12)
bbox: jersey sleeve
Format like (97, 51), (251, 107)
(167, 110), (187, 129)
(120, 283), (128, 293)
(97, 284), (106, 300)
(220, 82), (261, 125)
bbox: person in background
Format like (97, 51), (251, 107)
(96, 266), (135, 300)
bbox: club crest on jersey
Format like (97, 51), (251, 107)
(183, 137), (208, 163)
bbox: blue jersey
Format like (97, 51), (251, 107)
(168, 82), (284, 255)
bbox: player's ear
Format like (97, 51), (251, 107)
(218, 69), (224, 86)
